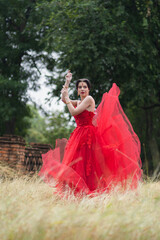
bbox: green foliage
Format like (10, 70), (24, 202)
(25, 105), (74, 147)
(39, 0), (160, 106)
(44, 111), (75, 147)
(0, 0), (55, 136)
(25, 105), (48, 144)
(0, 75), (31, 135)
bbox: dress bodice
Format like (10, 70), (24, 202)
(74, 110), (95, 127)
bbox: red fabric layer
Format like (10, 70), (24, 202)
(38, 83), (142, 196)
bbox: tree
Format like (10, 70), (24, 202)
(25, 105), (74, 147)
(0, 0), (55, 136)
(43, 111), (75, 147)
(25, 105), (48, 144)
(38, 0), (160, 172)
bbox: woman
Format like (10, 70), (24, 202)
(39, 70), (142, 196)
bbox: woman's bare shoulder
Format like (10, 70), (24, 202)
(87, 95), (95, 103)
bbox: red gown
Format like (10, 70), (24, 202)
(38, 83), (142, 196)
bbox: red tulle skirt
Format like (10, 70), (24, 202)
(38, 83), (142, 196)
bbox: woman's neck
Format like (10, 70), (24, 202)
(80, 95), (88, 102)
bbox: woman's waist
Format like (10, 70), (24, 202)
(75, 124), (96, 130)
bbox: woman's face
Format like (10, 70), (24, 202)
(78, 81), (89, 98)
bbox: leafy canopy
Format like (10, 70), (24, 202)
(0, 0), (55, 135)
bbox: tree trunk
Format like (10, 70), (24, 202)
(146, 108), (160, 172)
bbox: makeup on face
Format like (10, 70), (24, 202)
(78, 82), (89, 97)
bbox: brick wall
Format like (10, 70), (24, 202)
(0, 135), (52, 175)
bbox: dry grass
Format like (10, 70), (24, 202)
(0, 164), (160, 240)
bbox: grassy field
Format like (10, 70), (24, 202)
(0, 165), (160, 240)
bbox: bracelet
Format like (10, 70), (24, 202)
(66, 101), (71, 105)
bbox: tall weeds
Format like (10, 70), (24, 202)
(0, 163), (160, 240)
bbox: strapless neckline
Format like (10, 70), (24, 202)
(79, 109), (95, 114)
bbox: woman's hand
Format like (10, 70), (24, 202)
(61, 70), (72, 102)
(61, 70), (72, 103)
(64, 70), (72, 87)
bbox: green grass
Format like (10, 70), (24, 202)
(0, 165), (160, 240)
